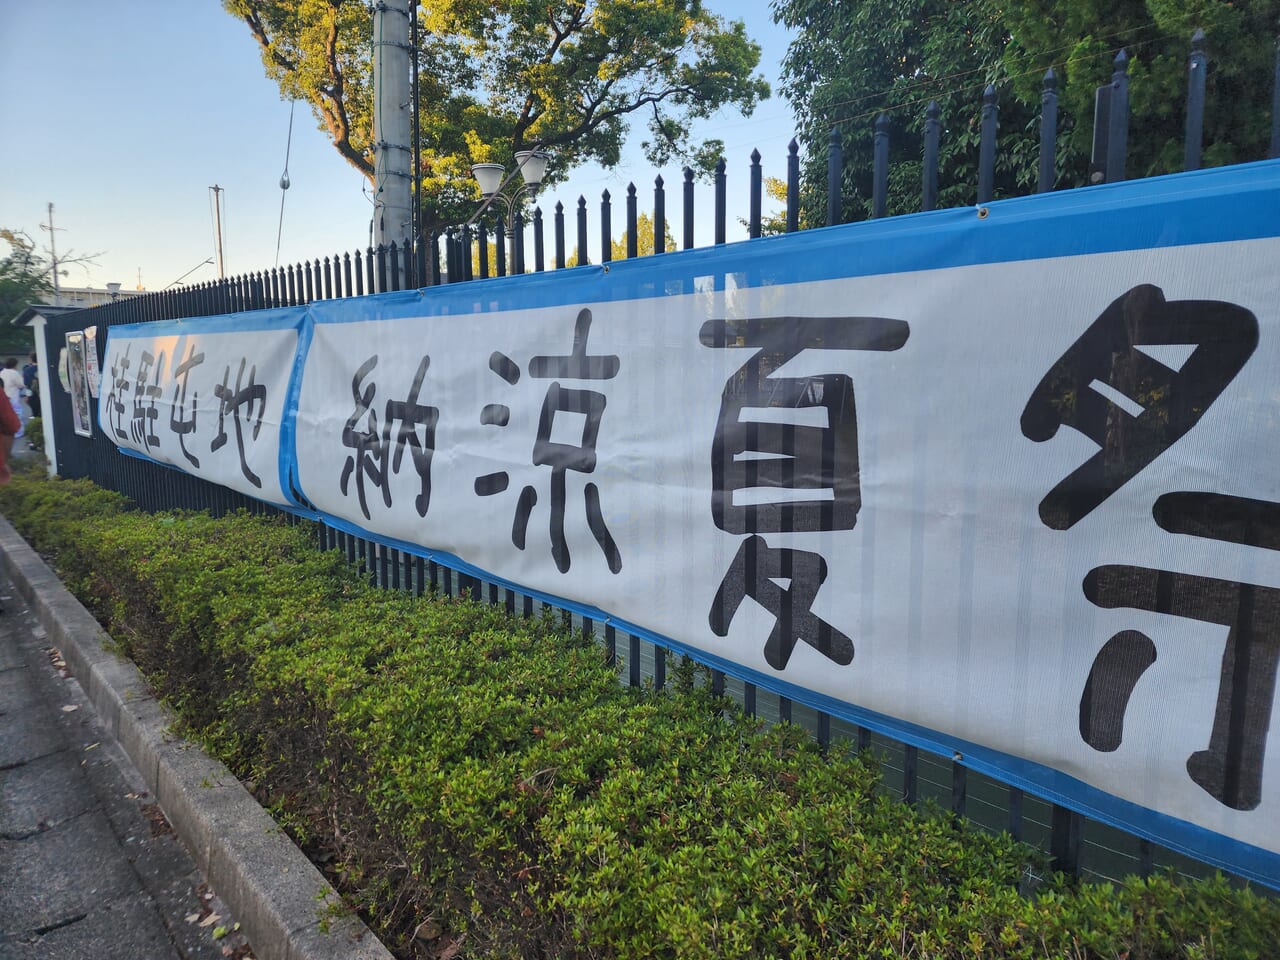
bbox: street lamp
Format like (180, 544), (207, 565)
(468, 149), (550, 275)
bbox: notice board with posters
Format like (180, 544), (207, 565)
(99, 160), (1280, 887)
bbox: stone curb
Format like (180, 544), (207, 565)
(0, 514), (394, 960)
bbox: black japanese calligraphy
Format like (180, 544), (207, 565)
(476, 309), (622, 574)
(130, 349), (164, 453)
(710, 535), (854, 670)
(170, 343), (204, 469)
(700, 315), (909, 671)
(1022, 285), (1257, 530)
(699, 316), (910, 534)
(339, 355), (439, 520)
(1023, 285), (1274, 811)
(105, 343), (132, 442)
(1081, 493), (1280, 811)
(212, 358), (267, 488)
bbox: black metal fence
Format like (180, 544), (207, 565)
(39, 35), (1280, 889)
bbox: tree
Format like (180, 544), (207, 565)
(999, 0), (1280, 183)
(226, 0), (769, 233)
(0, 231), (50, 351)
(564, 210), (676, 265)
(608, 211), (679, 260)
(774, 0), (1280, 225)
(775, 0), (1025, 225)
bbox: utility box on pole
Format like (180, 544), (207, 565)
(373, 0), (413, 254)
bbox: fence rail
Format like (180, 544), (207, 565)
(37, 33), (1280, 890)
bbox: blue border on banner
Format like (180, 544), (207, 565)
(103, 307), (307, 339)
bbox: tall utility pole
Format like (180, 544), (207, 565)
(42, 202), (64, 306)
(209, 185), (226, 279)
(372, 0), (413, 251)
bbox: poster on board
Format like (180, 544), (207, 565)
(83, 325), (101, 397)
(65, 331), (92, 438)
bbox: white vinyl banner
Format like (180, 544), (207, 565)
(97, 315), (301, 506)
(101, 161), (1280, 885)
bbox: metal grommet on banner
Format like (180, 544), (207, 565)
(977, 207), (990, 219)
(602, 264), (610, 274)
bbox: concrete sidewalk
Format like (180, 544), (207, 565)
(0, 575), (248, 959)
(0, 493), (392, 960)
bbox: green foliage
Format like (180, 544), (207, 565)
(2, 472), (1277, 959)
(775, 0), (1280, 224)
(23, 417), (43, 452)
(0, 230), (47, 349)
(225, 0), (770, 233)
(566, 210), (678, 266)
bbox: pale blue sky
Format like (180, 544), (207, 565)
(0, 1), (797, 293)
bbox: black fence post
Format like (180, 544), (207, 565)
(714, 158), (727, 244)
(312, 259), (323, 300)
(1106, 49), (1130, 183)
(1184, 29), (1207, 171)
(626, 183), (638, 258)
(903, 745), (919, 804)
(787, 138), (800, 232)
(873, 113), (890, 218)
(683, 167), (695, 249)
(533, 207), (545, 272)
(495, 217), (507, 277)
(303, 261), (314, 302)
(376, 244), (389, 293)
(478, 222), (490, 279)
(1272, 39), (1280, 158)
(749, 149), (762, 238)
(922, 100), (941, 210)
(654, 175), (666, 252)
(1050, 804), (1084, 879)
(343, 253), (353, 298)
(429, 232), (441, 285)
(389, 242), (402, 291)
(951, 760), (967, 819)
(978, 85), (998, 204)
(576, 196), (589, 265)
(322, 256), (333, 299)
(600, 189), (612, 263)
(1008, 786), (1024, 841)
(1039, 70), (1058, 193)
(353, 250), (365, 297)
(461, 227), (474, 281)
(364, 247), (375, 294)
(513, 210), (526, 274)
(827, 127), (843, 225)
(286, 266), (297, 306)
(554, 202), (566, 269)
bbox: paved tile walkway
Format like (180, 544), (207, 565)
(0, 574), (249, 959)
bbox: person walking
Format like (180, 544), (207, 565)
(21, 352), (40, 419)
(0, 370), (21, 484)
(1, 358), (24, 440)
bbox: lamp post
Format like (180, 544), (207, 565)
(468, 149), (550, 276)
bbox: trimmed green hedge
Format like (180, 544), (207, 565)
(2, 469), (1276, 959)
